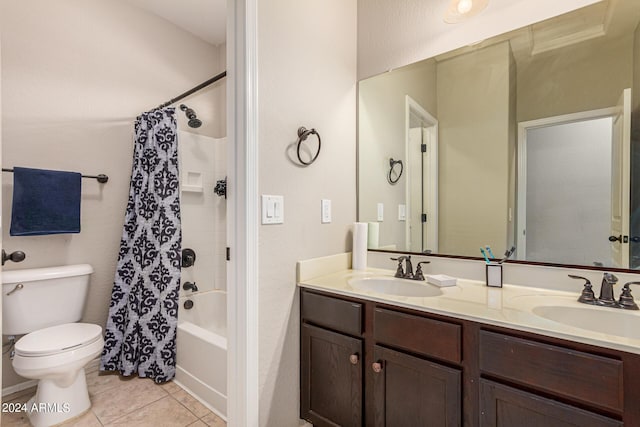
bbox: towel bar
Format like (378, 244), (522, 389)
(2, 168), (108, 183)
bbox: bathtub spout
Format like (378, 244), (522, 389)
(183, 281), (198, 292)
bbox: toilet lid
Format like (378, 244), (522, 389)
(15, 323), (103, 356)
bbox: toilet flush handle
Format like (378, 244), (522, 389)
(6, 283), (23, 296)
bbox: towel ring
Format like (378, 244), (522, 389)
(388, 158), (403, 184)
(296, 127), (321, 166)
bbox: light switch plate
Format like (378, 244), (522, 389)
(377, 203), (384, 221)
(398, 204), (406, 221)
(321, 199), (331, 223)
(262, 195), (284, 224)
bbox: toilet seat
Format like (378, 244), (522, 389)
(15, 323), (102, 357)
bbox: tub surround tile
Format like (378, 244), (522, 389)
(188, 421), (209, 427)
(91, 376), (168, 424)
(172, 389), (211, 418)
(103, 396), (198, 427)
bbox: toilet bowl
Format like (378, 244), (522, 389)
(12, 323), (104, 427)
(2, 265), (102, 427)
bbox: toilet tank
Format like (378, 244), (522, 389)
(2, 264), (94, 335)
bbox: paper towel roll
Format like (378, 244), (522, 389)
(367, 222), (379, 249)
(352, 222), (368, 270)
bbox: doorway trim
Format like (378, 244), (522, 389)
(227, 0), (259, 425)
(405, 96), (438, 253)
(516, 107), (617, 260)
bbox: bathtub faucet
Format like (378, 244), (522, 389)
(183, 281), (198, 292)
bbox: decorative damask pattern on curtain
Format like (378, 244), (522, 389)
(100, 107), (181, 383)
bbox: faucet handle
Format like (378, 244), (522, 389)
(413, 261), (430, 281)
(390, 257), (405, 278)
(618, 282), (640, 310)
(568, 275), (596, 304)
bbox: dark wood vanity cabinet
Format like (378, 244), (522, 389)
(371, 345), (461, 426)
(300, 288), (640, 426)
(300, 291), (364, 427)
(301, 323), (363, 427)
(301, 289), (462, 426)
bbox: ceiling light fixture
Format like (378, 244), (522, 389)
(444, 0), (489, 24)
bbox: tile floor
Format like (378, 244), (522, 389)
(1, 360), (226, 427)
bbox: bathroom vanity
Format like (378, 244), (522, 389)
(299, 270), (640, 426)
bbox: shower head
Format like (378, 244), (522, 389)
(179, 104), (202, 128)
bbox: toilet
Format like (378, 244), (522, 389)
(2, 264), (104, 427)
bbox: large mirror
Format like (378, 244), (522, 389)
(358, 0), (640, 269)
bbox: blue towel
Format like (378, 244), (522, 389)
(10, 167), (82, 236)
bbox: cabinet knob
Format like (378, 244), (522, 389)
(372, 362), (383, 373)
(349, 354), (359, 365)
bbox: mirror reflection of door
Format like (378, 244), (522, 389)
(517, 88), (631, 268)
(610, 88), (631, 268)
(406, 96), (438, 254)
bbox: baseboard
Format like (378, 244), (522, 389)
(2, 379), (38, 398)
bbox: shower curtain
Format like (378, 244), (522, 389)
(100, 107), (181, 383)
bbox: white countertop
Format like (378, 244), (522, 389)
(298, 267), (640, 355)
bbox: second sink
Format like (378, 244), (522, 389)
(348, 277), (443, 297)
(532, 305), (640, 339)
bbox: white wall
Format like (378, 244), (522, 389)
(0, 0), (224, 389)
(256, 0), (357, 425)
(357, 0), (602, 80)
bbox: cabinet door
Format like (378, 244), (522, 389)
(301, 323), (363, 427)
(480, 380), (623, 427)
(372, 345), (461, 426)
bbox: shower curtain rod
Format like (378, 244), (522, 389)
(155, 70), (227, 110)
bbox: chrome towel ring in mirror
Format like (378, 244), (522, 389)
(388, 158), (403, 184)
(296, 127), (321, 166)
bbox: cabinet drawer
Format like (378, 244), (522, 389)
(301, 290), (363, 336)
(374, 307), (461, 363)
(480, 379), (622, 427)
(479, 330), (623, 413)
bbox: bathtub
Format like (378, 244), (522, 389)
(176, 290), (227, 420)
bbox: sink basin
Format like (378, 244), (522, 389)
(348, 277), (443, 297)
(532, 305), (640, 339)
